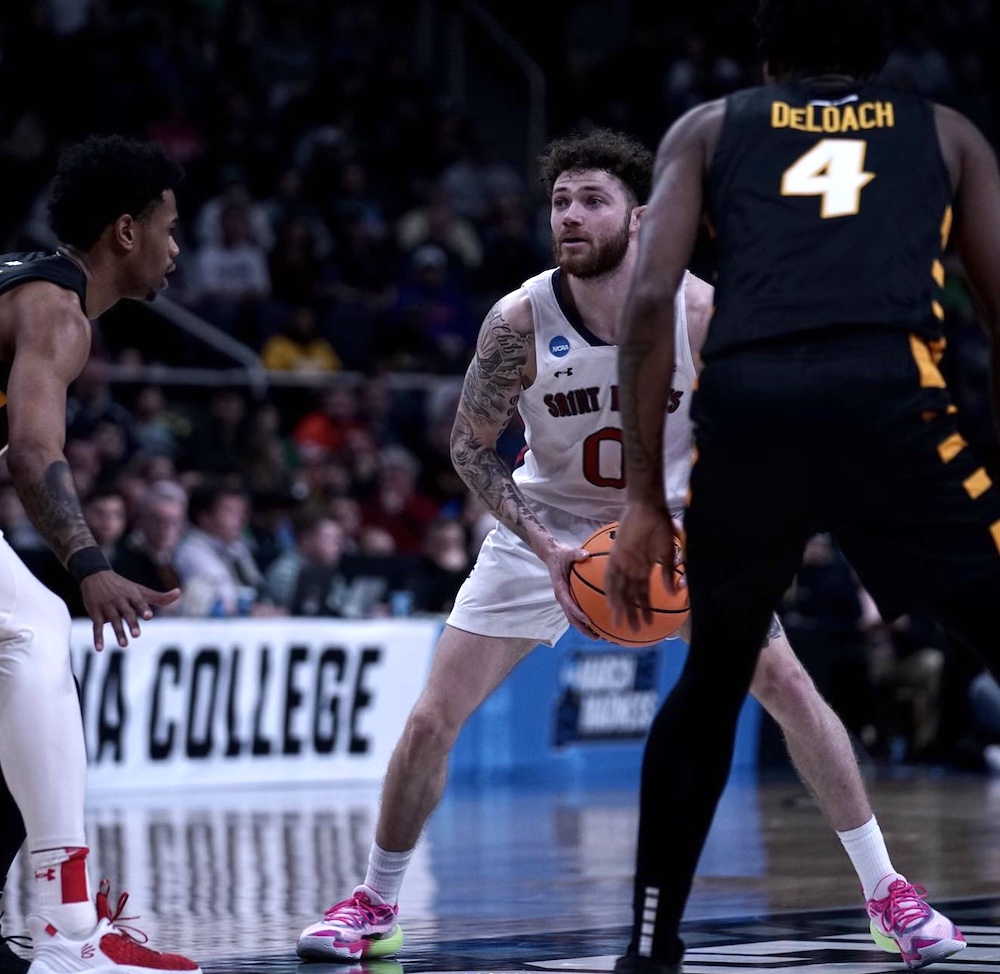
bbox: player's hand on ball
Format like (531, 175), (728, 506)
(541, 539), (601, 640)
(606, 503), (679, 635)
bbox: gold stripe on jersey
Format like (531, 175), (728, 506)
(940, 206), (953, 249)
(938, 432), (967, 463)
(908, 335), (946, 388)
(771, 100), (894, 133)
(964, 467), (992, 499)
(991, 520), (1000, 554)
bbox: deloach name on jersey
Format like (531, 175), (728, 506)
(771, 100), (895, 133)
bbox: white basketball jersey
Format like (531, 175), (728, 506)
(514, 267), (696, 521)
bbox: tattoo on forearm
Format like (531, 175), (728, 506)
(451, 305), (544, 542)
(618, 340), (659, 479)
(19, 461), (95, 564)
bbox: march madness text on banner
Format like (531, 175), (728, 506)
(69, 617), (441, 793)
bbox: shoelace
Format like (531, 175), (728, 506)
(96, 879), (150, 945)
(868, 880), (931, 931)
(323, 892), (391, 928)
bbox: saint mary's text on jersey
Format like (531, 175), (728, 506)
(544, 384), (684, 419)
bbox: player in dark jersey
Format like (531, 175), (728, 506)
(0, 135), (200, 974)
(605, 1), (1000, 972)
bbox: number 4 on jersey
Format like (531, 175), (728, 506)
(781, 138), (874, 218)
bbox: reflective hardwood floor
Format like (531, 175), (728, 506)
(4, 765), (1000, 973)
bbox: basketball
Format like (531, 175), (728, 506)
(569, 521), (689, 646)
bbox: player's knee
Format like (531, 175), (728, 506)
(402, 704), (461, 759)
(750, 646), (814, 710)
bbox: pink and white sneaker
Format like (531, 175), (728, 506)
(297, 887), (403, 962)
(26, 879), (201, 974)
(867, 877), (966, 969)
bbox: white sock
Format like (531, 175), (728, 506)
(836, 815), (903, 901)
(362, 841), (413, 907)
(28, 847), (97, 937)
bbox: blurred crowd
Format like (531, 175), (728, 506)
(0, 0), (998, 770)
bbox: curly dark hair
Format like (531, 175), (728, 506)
(538, 128), (653, 208)
(755, 0), (890, 78)
(48, 134), (185, 250)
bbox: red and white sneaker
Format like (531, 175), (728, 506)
(867, 877), (966, 969)
(26, 880), (201, 974)
(297, 886), (403, 962)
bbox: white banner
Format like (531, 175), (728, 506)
(69, 617), (441, 793)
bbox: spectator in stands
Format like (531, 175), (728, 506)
(261, 303), (342, 372)
(178, 387), (252, 479)
(129, 384), (191, 460)
(264, 508), (348, 614)
(84, 488), (129, 567)
(396, 180), (483, 279)
(360, 445), (439, 556)
(193, 163), (274, 251)
(406, 515), (471, 615)
(329, 495), (364, 553)
(265, 214), (339, 317)
(246, 488), (298, 575)
(64, 436), (102, 500)
(187, 197), (272, 342)
(473, 194), (549, 305)
(66, 357), (137, 449)
(173, 481), (279, 617)
(357, 373), (416, 449)
(90, 418), (133, 491)
(291, 384), (369, 465)
(437, 136), (528, 231)
(261, 164), (334, 261)
(387, 243), (478, 373)
(112, 479), (188, 614)
(328, 203), (399, 313)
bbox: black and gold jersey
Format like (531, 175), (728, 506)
(703, 81), (952, 361)
(0, 251), (88, 453)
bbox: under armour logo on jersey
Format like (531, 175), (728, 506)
(34, 868), (56, 881)
(554, 367), (574, 378)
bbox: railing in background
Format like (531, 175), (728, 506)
(412, 0), (547, 187)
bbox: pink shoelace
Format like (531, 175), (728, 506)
(323, 892), (393, 928)
(868, 880), (931, 931)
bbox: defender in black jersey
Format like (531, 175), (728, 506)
(0, 136), (200, 973)
(606, 1), (1000, 972)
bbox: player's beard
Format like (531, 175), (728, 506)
(554, 216), (630, 279)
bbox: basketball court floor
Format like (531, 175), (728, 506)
(4, 764), (1000, 973)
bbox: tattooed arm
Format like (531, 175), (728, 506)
(451, 290), (598, 638)
(4, 282), (179, 650)
(450, 291), (553, 551)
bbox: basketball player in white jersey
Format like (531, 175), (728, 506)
(296, 128), (955, 965)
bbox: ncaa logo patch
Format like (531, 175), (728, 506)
(550, 335), (571, 357)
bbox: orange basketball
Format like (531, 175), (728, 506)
(569, 521), (689, 646)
